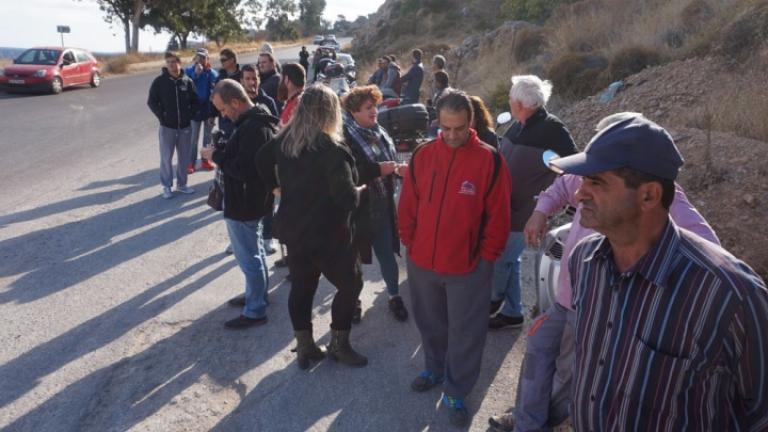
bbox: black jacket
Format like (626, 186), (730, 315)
(342, 126), (400, 264)
(147, 68), (199, 129)
(259, 70), (281, 101)
(212, 106), (278, 221)
(255, 133), (360, 254)
(500, 108), (578, 231)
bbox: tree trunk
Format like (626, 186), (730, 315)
(123, 17), (131, 54)
(180, 33), (189, 50)
(130, 0), (143, 53)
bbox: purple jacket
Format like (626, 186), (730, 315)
(534, 174), (720, 310)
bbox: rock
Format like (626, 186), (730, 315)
(743, 193), (756, 207)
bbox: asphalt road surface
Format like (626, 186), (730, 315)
(0, 40), (534, 431)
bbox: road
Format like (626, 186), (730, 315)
(0, 40), (533, 431)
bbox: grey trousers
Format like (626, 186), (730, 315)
(513, 303), (575, 431)
(158, 125), (192, 188)
(407, 257), (493, 399)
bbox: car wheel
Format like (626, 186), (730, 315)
(90, 72), (101, 88)
(51, 77), (63, 94)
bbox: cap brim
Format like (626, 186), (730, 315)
(550, 153), (621, 176)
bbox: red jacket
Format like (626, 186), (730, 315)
(398, 130), (512, 275)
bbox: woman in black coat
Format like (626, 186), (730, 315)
(341, 85), (408, 322)
(255, 84), (368, 369)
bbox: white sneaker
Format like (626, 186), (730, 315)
(161, 187), (173, 199)
(176, 185), (195, 194)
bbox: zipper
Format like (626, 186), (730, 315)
(430, 148), (457, 268)
(427, 172), (436, 202)
(174, 77), (181, 127)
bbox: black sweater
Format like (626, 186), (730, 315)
(147, 68), (199, 129)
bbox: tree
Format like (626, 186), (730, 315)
(298, 0), (325, 36)
(143, 0), (244, 49)
(82, 0), (149, 53)
(264, 0), (299, 40)
(333, 14), (352, 35)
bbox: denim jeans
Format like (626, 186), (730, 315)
(225, 217), (269, 319)
(190, 119), (213, 165)
(370, 216), (400, 296)
(158, 125), (192, 188)
(491, 231), (525, 317)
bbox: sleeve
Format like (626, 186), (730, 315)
(534, 174), (582, 215)
(213, 124), (269, 183)
(730, 280), (768, 429)
(147, 78), (163, 124)
(669, 184), (721, 246)
(325, 149), (360, 212)
(397, 152), (420, 248)
(400, 66), (414, 85)
(255, 139), (279, 190)
(343, 131), (380, 185)
(479, 156), (512, 262)
(188, 79), (200, 118)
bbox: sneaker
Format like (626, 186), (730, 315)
(265, 239), (278, 255)
(228, 294), (246, 307)
(161, 187), (173, 199)
(489, 313), (524, 330)
(488, 412), (516, 432)
(490, 299), (504, 316)
(176, 185), (195, 194)
(442, 394), (470, 427)
(352, 300), (362, 324)
(224, 244), (233, 255)
(411, 370), (444, 392)
(274, 256), (289, 268)
(200, 159), (215, 171)
(224, 315), (267, 329)
(187, 163), (195, 174)
(388, 296), (408, 321)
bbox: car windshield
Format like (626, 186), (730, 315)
(16, 49), (61, 65)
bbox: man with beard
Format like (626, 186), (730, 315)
(241, 64), (279, 117)
(277, 63), (306, 128)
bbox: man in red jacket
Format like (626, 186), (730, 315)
(398, 90), (512, 427)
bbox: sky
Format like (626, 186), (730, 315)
(0, 0), (385, 53)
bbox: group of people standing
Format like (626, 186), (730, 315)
(147, 45), (768, 430)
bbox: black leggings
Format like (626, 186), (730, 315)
(287, 243), (363, 331)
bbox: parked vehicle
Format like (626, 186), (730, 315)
(0, 47), (101, 94)
(313, 35), (324, 45)
(378, 103), (430, 163)
(319, 39), (340, 51)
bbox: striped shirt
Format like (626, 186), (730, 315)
(569, 219), (768, 431)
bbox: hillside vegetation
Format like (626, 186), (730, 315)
(352, 0), (768, 276)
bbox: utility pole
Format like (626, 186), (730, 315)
(57, 25), (71, 47)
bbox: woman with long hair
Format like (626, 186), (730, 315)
(469, 95), (499, 148)
(342, 85), (409, 323)
(255, 84), (368, 369)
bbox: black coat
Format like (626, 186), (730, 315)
(147, 68), (199, 129)
(255, 133), (360, 254)
(259, 70), (281, 101)
(211, 106), (278, 221)
(342, 126), (400, 264)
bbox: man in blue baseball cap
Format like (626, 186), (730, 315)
(550, 116), (768, 431)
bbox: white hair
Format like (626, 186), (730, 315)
(595, 111), (644, 131)
(509, 75), (552, 109)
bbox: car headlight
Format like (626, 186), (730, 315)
(33, 69), (47, 78)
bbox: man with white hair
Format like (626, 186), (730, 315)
(489, 75), (578, 329)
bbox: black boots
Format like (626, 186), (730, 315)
(327, 329), (368, 367)
(293, 330), (326, 370)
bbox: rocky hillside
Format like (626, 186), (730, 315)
(353, 0), (768, 277)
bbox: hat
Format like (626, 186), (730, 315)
(196, 48), (209, 57)
(551, 116), (684, 180)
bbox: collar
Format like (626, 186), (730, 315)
(436, 128), (480, 151)
(521, 107), (547, 129)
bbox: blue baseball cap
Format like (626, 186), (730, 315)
(551, 116), (684, 180)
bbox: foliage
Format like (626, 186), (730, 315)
(607, 45), (662, 80)
(501, 0), (572, 23)
(298, 0), (326, 35)
(265, 0), (300, 40)
(512, 27), (547, 62)
(547, 51), (608, 99)
(81, 0), (148, 53)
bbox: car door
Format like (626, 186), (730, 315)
(59, 50), (79, 86)
(75, 50), (91, 84)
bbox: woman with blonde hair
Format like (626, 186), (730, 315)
(255, 84), (368, 369)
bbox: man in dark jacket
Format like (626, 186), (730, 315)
(257, 52), (281, 102)
(147, 51), (199, 199)
(489, 75), (578, 329)
(241, 64), (280, 117)
(215, 48), (242, 138)
(202, 79), (278, 329)
(400, 49), (424, 104)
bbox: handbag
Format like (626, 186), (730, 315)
(207, 180), (223, 211)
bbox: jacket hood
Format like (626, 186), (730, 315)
(236, 105), (280, 128)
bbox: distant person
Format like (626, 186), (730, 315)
(551, 116), (768, 431)
(240, 64), (279, 117)
(254, 85), (369, 370)
(398, 90), (511, 427)
(380, 54), (401, 98)
(201, 79), (277, 329)
(260, 42), (274, 54)
(489, 75), (577, 330)
(469, 96), (499, 148)
(430, 70), (451, 106)
(399, 49), (424, 104)
(430, 54), (446, 96)
(257, 52), (281, 102)
(277, 63), (306, 129)
(216, 48), (242, 138)
(147, 51), (199, 199)
(367, 57), (389, 88)
(298, 46), (310, 72)
(185, 48), (218, 173)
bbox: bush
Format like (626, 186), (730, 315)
(547, 51), (608, 99)
(680, 0), (714, 34)
(104, 56), (130, 74)
(513, 28), (548, 63)
(501, 0), (574, 23)
(489, 80), (511, 115)
(607, 45), (663, 81)
(719, 4), (768, 63)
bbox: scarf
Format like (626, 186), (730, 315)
(343, 113), (396, 204)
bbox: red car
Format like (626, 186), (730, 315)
(0, 47), (101, 94)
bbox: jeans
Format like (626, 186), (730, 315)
(158, 125), (192, 188)
(492, 231), (525, 317)
(225, 218), (269, 319)
(190, 119), (213, 165)
(370, 216), (400, 296)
